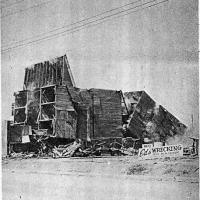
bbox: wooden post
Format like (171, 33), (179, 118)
(92, 94), (95, 139)
(86, 107), (90, 141)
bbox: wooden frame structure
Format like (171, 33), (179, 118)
(11, 54), (187, 144)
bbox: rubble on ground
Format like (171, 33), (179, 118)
(8, 136), (142, 159)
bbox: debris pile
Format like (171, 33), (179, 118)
(8, 136), (142, 159)
(52, 140), (82, 158)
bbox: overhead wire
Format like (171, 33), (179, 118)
(68, 0), (169, 39)
(60, 0), (165, 64)
(1, 0), (168, 53)
(2, 0), (144, 47)
(1, 0), (168, 52)
(2, 0), (156, 51)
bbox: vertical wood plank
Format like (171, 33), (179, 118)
(33, 65), (36, 88)
(44, 62), (47, 86)
(40, 63), (44, 87)
(35, 64), (38, 88)
(86, 108), (90, 141)
(46, 61), (50, 85)
(55, 61), (58, 85)
(29, 68), (33, 87)
(23, 68), (28, 89)
(38, 63), (41, 88)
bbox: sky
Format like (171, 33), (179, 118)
(1, 0), (199, 133)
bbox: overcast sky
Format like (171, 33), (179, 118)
(1, 0), (198, 133)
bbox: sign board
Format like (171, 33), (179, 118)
(22, 135), (30, 143)
(138, 144), (183, 159)
(142, 144), (153, 148)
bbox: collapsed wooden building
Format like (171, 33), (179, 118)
(9, 55), (187, 148)
(122, 91), (187, 142)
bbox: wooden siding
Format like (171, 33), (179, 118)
(76, 89), (123, 140)
(23, 55), (74, 90)
(54, 86), (76, 139)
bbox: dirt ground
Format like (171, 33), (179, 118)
(2, 156), (199, 200)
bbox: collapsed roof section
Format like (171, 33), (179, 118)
(123, 91), (187, 142)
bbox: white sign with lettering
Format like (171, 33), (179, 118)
(142, 144), (153, 148)
(138, 144), (183, 159)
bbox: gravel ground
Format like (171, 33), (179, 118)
(2, 156), (199, 200)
